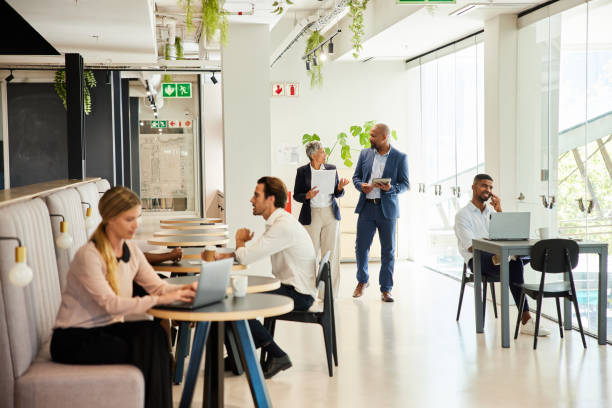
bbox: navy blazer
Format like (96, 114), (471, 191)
(293, 163), (344, 225)
(352, 146), (410, 219)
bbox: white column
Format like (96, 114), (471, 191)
(484, 15), (518, 210)
(222, 23), (272, 275)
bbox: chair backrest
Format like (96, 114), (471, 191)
(76, 182), (103, 234)
(0, 199), (62, 406)
(530, 239), (579, 273)
(316, 251), (332, 309)
(96, 179), (111, 195)
(44, 188), (89, 291)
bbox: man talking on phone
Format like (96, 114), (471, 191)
(352, 123), (409, 302)
(454, 174), (549, 336)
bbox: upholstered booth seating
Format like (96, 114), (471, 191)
(44, 188), (89, 291)
(76, 181), (103, 233)
(0, 199), (144, 408)
(95, 179), (111, 195)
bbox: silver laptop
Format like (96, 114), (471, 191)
(161, 258), (232, 309)
(487, 212), (530, 241)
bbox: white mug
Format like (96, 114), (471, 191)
(231, 275), (248, 297)
(538, 227), (550, 240)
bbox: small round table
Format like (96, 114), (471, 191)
(160, 217), (223, 224)
(167, 275), (279, 294)
(153, 259), (247, 273)
(153, 229), (229, 238)
(160, 223), (228, 230)
(147, 236), (229, 247)
(149, 294), (293, 408)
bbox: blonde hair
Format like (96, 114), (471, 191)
(91, 186), (141, 294)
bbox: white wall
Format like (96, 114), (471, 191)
(202, 82), (224, 217)
(222, 23), (272, 275)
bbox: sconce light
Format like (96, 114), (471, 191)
(82, 202), (97, 229)
(0, 237), (33, 287)
(49, 214), (73, 249)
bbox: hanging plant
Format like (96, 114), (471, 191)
(202, 0), (229, 46)
(347, 0), (369, 59)
(271, 0), (293, 15)
(175, 36), (184, 59)
(305, 30), (325, 88)
(54, 70), (97, 115)
(178, 0), (195, 32)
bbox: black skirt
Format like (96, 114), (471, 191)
(51, 320), (172, 408)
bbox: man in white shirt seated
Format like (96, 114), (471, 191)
(215, 176), (317, 378)
(454, 174), (549, 336)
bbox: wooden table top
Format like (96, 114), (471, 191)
(160, 217), (223, 224)
(147, 236), (229, 247)
(153, 229), (229, 238)
(167, 275), (279, 294)
(160, 223), (228, 230)
(148, 293), (293, 322)
(153, 259), (246, 273)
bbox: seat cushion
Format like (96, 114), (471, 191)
(15, 361), (144, 408)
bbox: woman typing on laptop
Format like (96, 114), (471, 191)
(50, 187), (197, 408)
(454, 174), (549, 337)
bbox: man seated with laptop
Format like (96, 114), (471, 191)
(454, 174), (549, 336)
(214, 176), (318, 379)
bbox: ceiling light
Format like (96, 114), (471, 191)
(312, 55), (318, 66)
(5, 70), (14, 83)
(305, 59), (311, 71)
(211, 72), (218, 85)
(328, 41), (334, 55)
(319, 52), (327, 62)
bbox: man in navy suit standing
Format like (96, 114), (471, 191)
(352, 123), (409, 302)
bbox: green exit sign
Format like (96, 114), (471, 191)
(162, 83), (192, 98)
(150, 120), (167, 128)
(398, 0), (455, 3)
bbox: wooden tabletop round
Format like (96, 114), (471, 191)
(166, 275), (280, 294)
(160, 223), (228, 230)
(148, 293), (293, 322)
(160, 218), (223, 224)
(153, 229), (229, 238)
(181, 247), (205, 259)
(147, 237), (229, 247)
(153, 259), (246, 273)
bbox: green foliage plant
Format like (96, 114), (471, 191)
(202, 0), (229, 46)
(178, 0), (195, 32)
(271, 0), (293, 15)
(301, 120), (398, 167)
(305, 30), (325, 88)
(347, 0), (369, 59)
(175, 36), (184, 59)
(54, 70), (97, 115)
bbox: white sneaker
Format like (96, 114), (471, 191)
(520, 318), (550, 337)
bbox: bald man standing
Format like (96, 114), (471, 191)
(352, 123), (409, 302)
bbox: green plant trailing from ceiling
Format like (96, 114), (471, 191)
(178, 0), (195, 32)
(347, 0), (369, 59)
(305, 30), (325, 88)
(175, 36), (184, 59)
(53, 70), (97, 115)
(202, 0), (229, 46)
(302, 120), (398, 167)
(271, 0), (293, 15)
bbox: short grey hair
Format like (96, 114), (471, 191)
(305, 141), (323, 160)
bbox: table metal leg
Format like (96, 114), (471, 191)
(204, 322), (225, 408)
(598, 248), (608, 345)
(225, 323), (244, 375)
(174, 322), (191, 385)
(473, 249), (484, 333)
(233, 320), (272, 408)
(179, 322), (210, 408)
(500, 249), (510, 348)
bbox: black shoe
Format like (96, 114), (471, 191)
(224, 356), (236, 372)
(263, 354), (292, 379)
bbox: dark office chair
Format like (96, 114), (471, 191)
(456, 263), (498, 322)
(514, 239), (586, 349)
(261, 251), (338, 377)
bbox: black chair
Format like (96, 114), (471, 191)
(514, 239), (586, 349)
(456, 263), (498, 322)
(261, 251), (338, 376)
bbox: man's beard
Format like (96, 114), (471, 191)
(477, 193), (490, 203)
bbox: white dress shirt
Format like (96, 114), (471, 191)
(310, 164), (333, 208)
(235, 208), (317, 299)
(366, 147), (390, 199)
(454, 201), (497, 263)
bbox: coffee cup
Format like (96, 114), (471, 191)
(231, 275), (248, 297)
(203, 246), (216, 262)
(538, 227), (550, 240)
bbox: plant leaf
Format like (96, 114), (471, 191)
(324, 147), (331, 156)
(391, 129), (397, 140)
(312, 134), (320, 141)
(302, 134), (311, 144)
(344, 159), (353, 167)
(350, 126), (361, 136)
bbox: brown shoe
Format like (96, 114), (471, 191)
(352, 282), (369, 298)
(381, 291), (394, 302)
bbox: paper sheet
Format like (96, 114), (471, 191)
(311, 169), (336, 195)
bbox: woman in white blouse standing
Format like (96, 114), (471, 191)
(51, 186), (197, 408)
(293, 141), (350, 297)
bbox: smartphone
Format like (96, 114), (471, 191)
(372, 178), (391, 185)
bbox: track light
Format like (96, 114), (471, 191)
(319, 52), (327, 62)
(211, 72), (218, 85)
(5, 70), (14, 82)
(328, 40), (334, 55)
(305, 58), (311, 71)
(312, 55), (318, 66)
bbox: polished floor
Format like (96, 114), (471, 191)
(171, 260), (612, 408)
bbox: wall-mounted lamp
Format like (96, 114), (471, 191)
(49, 214), (74, 249)
(0, 237), (33, 287)
(81, 202), (97, 229)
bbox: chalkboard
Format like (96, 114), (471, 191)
(7, 83), (68, 187)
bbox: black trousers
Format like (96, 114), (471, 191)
(249, 284), (315, 348)
(50, 320), (172, 408)
(468, 252), (529, 313)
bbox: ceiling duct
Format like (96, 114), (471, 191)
(449, 2), (537, 16)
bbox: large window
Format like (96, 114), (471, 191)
(403, 36), (485, 277)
